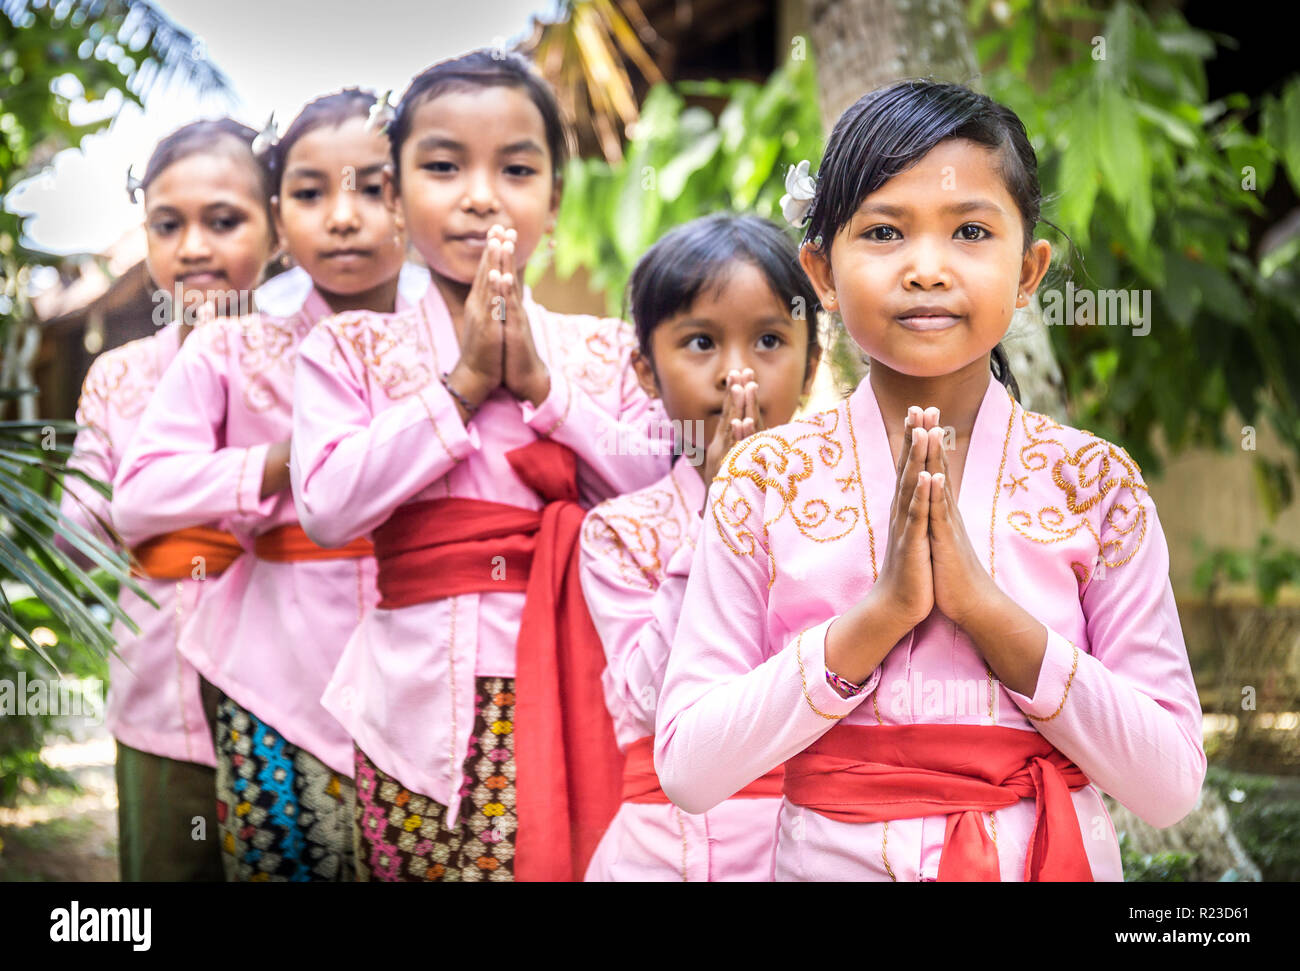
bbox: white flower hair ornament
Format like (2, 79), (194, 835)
(366, 90), (396, 135)
(251, 113), (279, 157)
(780, 159), (817, 228)
(125, 164), (143, 204)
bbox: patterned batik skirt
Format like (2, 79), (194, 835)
(213, 694), (356, 881)
(354, 676), (517, 882)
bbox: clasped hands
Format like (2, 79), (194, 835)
(444, 224), (550, 417)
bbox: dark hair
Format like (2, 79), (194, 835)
(803, 80), (1044, 400)
(263, 88), (380, 192)
(140, 118), (274, 223)
(388, 49), (572, 188)
(627, 213), (822, 371)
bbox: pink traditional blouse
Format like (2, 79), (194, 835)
(110, 271), (423, 776)
(580, 456), (782, 880)
(58, 322), (216, 765)
(292, 281), (670, 820)
(655, 372), (1207, 881)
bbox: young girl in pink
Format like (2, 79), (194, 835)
(113, 90), (412, 881)
(581, 214), (820, 881)
(655, 80), (1206, 881)
(58, 119), (277, 880)
(291, 50), (669, 882)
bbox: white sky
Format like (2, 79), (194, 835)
(8, 0), (557, 256)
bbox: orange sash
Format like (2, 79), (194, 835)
(783, 723), (1094, 881)
(253, 522), (373, 561)
(621, 735), (784, 804)
(130, 526), (244, 580)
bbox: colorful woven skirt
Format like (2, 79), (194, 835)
(213, 694), (355, 881)
(354, 676), (517, 881)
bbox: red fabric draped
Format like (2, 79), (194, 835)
(372, 439), (623, 882)
(783, 723), (1094, 881)
(621, 735), (784, 804)
(253, 522), (373, 562)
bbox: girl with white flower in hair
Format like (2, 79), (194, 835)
(655, 80), (1205, 881)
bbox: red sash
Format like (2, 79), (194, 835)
(372, 439), (623, 882)
(783, 723), (1094, 881)
(253, 522), (373, 562)
(130, 526), (243, 579)
(621, 735), (784, 804)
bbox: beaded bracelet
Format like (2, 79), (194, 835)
(825, 667), (869, 698)
(440, 371), (479, 416)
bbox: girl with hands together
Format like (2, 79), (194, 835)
(656, 81), (1205, 883)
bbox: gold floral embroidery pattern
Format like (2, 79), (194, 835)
(710, 404), (865, 588)
(543, 312), (632, 399)
(81, 336), (164, 424)
(327, 308), (435, 400)
(582, 485), (684, 592)
(1002, 405), (1149, 584)
(231, 313), (308, 413)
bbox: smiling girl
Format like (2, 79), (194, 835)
(291, 50), (669, 882)
(113, 90), (415, 881)
(654, 81), (1206, 881)
(58, 119), (276, 880)
(580, 214), (822, 881)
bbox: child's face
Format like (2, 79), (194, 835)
(143, 147), (275, 314)
(634, 261), (820, 444)
(800, 138), (1051, 378)
(274, 115), (406, 304)
(392, 86), (559, 284)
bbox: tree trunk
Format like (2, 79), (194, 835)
(797, 0), (1070, 420)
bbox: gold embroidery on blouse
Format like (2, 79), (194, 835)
(547, 313), (632, 398)
(81, 335), (165, 425)
(418, 388), (461, 464)
(1025, 642), (1079, 723)
(711, 405), (865, 591)
(1004, 407), (1149, 583)
(844, 399), (878, 582)
(329, 307), (435, 399)
(795, 629), (847, 721)
(218, 312), (308, 413)
(582, 486), (682, 592)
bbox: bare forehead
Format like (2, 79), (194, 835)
(285, 115), (389, 167)
(685, 262), (795, 317)
(145, 146), (265, 208)
(857, 139), (1013, 208)
(407, 86), (547, 146)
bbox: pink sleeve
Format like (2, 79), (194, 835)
(56, 367), (117, 562)
(111, 331), (276, 546)
(654, 457), (878, 815)
(521, 321), (668, 497)
(1004, 481), (1206, 828)
(579, 510), (691, 731)
(289, 323), (479, 548)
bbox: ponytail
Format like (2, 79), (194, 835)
(990, 343), (1020, 402)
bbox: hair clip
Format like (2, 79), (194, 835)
(366, 90), (396, 135)
(780, 159), (817, 228)
(125, 164), (143, 204)
(251, 112), (279, 156)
